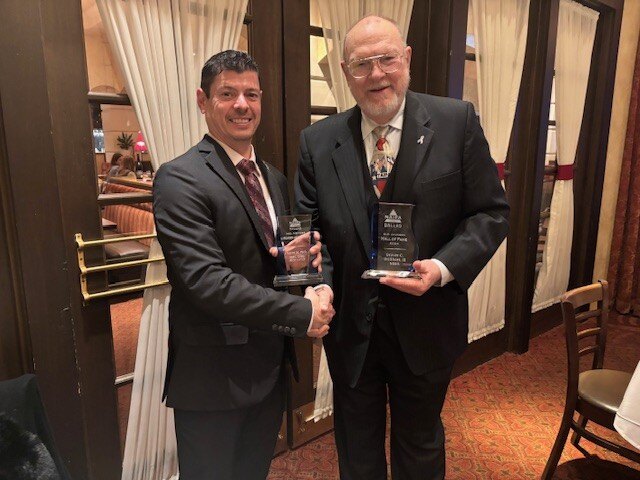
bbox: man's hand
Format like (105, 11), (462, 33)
(315, 285), (334, 304)
(379, 259), (441, 296)
(305, 286), (335, 338)
(269, 231), (323, 272)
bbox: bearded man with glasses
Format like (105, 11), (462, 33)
(294, 15), (509, 480)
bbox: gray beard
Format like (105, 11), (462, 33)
(355, 74), (410, 122)
(360, 92), (404, 120)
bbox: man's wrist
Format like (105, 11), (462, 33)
(308, 304), (315, 332)
(314, 284), (334, 302)
(431, 258), (453, 287)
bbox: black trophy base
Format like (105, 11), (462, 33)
(273, 272), (324, 287)
(361, 269), (422, 280)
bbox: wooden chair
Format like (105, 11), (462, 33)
(542, 280), (640, 479)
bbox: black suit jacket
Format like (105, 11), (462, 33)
(295, 91), (509, 387)
(154, 135), (311, 411)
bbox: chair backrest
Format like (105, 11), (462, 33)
(560, 280), (609, 387)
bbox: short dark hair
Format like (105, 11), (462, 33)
(200, 50), (259, 98)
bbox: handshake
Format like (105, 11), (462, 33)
(304, 286), (335, 338)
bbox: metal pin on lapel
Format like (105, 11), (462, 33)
(417, 135), (424, 144)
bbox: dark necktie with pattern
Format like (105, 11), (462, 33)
(236, 158), (275, 247)
(370, 125), (395, 197)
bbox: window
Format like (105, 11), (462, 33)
(309, 0), (337, 125)
(536, 77), (557, 282)
(462, 8), (480, 113)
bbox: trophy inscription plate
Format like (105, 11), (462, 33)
(273, 214), (324, 287)
(362, 202), (420, 279)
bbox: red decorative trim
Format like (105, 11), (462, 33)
(556, 164), (574, 180)
(496, 163), (505, 181)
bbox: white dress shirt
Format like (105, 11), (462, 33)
(212, 136), (278, 238)
(360, 99), (454, 286)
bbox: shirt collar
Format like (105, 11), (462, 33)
(361, 97), (406, 140)
(210, 135), (259, 175)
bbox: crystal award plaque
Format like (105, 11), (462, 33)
(273, 214), (324, 287)
(362, 202), (421, 279)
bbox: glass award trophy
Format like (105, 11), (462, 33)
(273, 214), (324, 287)
(362, 202), (421, 279)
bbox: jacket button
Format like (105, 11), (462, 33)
(366, 313), (373, 323)
(284, 326), (291, 334)
(278, 326), (284, 332)
(290, 327), (296, 335)
(272, 324), (278, 331)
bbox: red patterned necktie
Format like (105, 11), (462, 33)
(370, 125), (394, 197)
(236, 158), (275, 247)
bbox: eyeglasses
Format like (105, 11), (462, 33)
(347, 53), (404, 79)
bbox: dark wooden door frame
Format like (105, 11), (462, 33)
(280, 0), (338, 449)
(529, 0), (624, 338)
(281, 0), (315, 415)
(0, 91), (33, 380)
(250, 0), (286, 172)
(570, 0), (624, 290)
(282, 0), (312, 199)
(408, 0), (469, 97)
(0, 1), (121, 478)
(505, 0), (560, 353)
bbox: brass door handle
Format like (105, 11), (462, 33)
(75, 233), (168, 302)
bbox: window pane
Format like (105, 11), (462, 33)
(462, 8), (479, 112)
(310, 36), (336, 108)
(310, 0), (321, 27)
(83, 0), (125, 93)
(93, 129), (106, 153)
(463, 59), (479, 112)
(310, 35), (328, 77)
(536, 76), (557, 284)
(311, 79), (336, 107)
(238, 23), (249, 53)
(546, 126), (556, 156)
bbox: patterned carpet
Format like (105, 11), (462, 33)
(110, 299), (640, 478)
(268, 318), (640, 479)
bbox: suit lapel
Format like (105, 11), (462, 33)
(383, 92), (434, 204)
(199, 135), (271, 251)
(332, 109), (372, 258)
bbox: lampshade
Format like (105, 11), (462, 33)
(134, 131), (147, 153)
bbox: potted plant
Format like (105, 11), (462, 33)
(116, 132), (134, 155)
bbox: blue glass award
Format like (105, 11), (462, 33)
(362, 202), (421, 279)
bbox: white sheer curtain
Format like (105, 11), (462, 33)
(312, 0), (413, 421)
(467, 0), (529, 341)
(532, 0), (598, 312)
(318, 0), (414, 111)
(96, 1), (248, 479)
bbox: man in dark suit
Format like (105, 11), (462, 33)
(295, 16), (509, 480)
(153, 50), (334, 480)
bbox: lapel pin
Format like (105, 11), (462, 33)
(417, 135), (424, 144)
